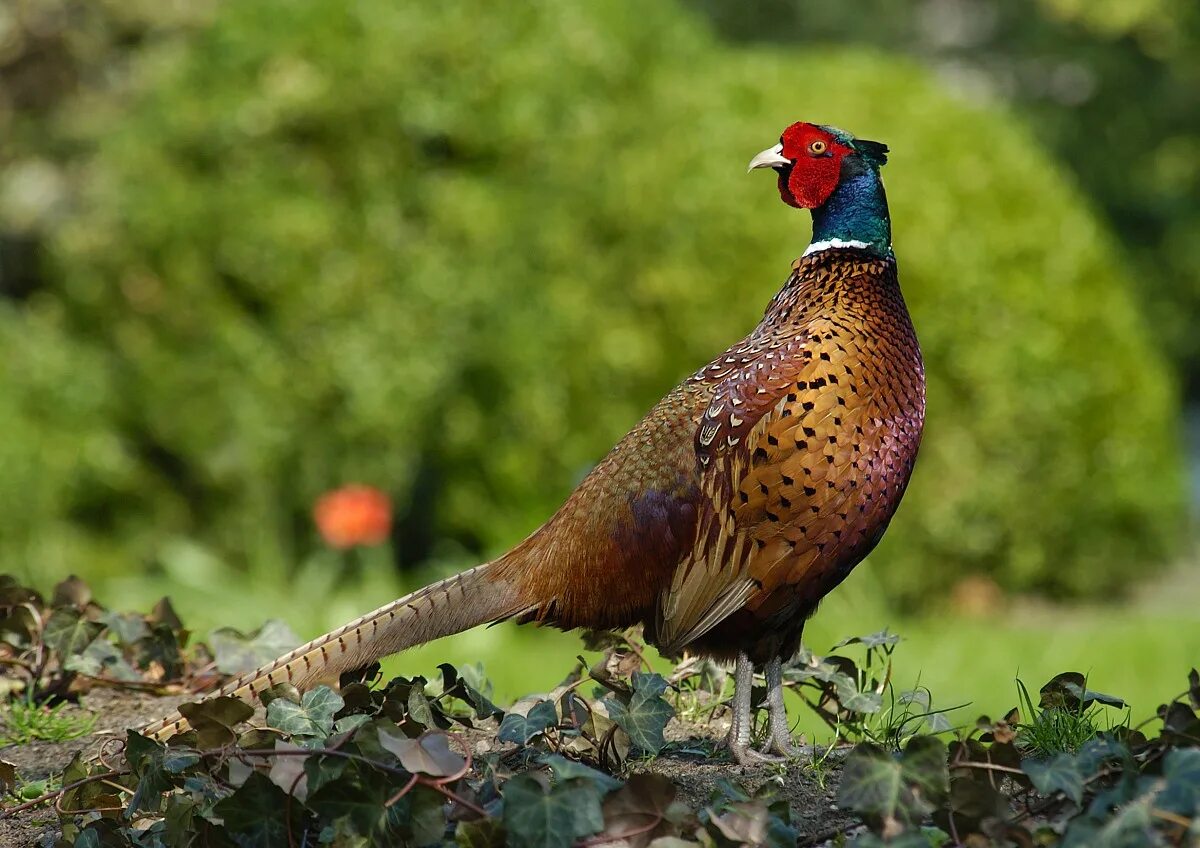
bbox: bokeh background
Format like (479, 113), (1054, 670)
(1, 0), (1197, 731)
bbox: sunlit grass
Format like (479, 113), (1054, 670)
(0, 697), (97, 746)
(79, 549), (1200, 745)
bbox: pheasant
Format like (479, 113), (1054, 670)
(139, 122), (925, 763)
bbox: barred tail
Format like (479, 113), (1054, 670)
(139, 562), (522, 741)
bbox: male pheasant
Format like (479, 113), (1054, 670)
(140, 122), (925, 763)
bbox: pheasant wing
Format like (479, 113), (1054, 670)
(656, 314), (872, 653)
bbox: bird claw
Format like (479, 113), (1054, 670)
(728, 739), (789, 766)
(727, 730), (808, 765)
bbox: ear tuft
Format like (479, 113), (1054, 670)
(853, 139), (889, 167)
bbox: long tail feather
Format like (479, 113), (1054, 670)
(138, 562), (521, 741)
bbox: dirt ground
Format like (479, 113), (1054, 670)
(0, 690), (859, 846)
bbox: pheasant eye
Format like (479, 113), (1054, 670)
(808, 140), (828, 156)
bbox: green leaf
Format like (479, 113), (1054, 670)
(307, 765), (411, 842)
(1039, 672), (1125, 711)
(162, 750), (201, 774)
(538, 753), (622, 791)
(408, 784), (449, 846)
(1160, 748), (1200, 816)
(407, 676), (450, 730)
(841, 689), (884, 714)
(266, 740), (310, 800)
(213, 770), (302, 847)
(1165, 747), (1200, 786)
(457, 817), (506, 848)
(304, 749), (351, 796)
(498, 700), (558, 744)
(604, 672), (674, 755)
(599, 773), (681, 845)
(267, 685), (343, 738)
(209, 619), (300, 675)
(98, 610), (149, 646)
(178, 696), (255, 748)
(378, 729), (465, 776)
(132, 622), (185, 678)
(64, 637), (139, 681)
(164, 794), (200, 844)
(838, 738), (948, 835)
(439, 661), (503, 719)
(124, 732), (172, 814)
(1023, 752), (1085, 805)
(503, 773), (603, 848)
(833, 630), (901, 650)
(849, 833), (937, 848)
(51, 575), (91, 607)
(42, 607), (103, 658)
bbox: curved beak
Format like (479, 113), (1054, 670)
(747, 142), (791, 173)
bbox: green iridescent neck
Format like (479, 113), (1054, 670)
(806, 166), (892, 258)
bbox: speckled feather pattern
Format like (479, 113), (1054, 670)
(494, 247), (924, 663)
(135, 247), (924, 743)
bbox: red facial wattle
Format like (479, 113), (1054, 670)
(776, 123), (853, 209)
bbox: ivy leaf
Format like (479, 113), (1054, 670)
(209, 619), (300, 675)
(1164, 747), (1200, 786)
(178, 696), (255, 748)
(148, 596), (184, 632)
(456, 817), (506, 848)
(378, 729), (465, 777)
(840, 689), (884, 714)
(498, 700), (558, 744)
(266, 741), (310, 800)
(838, 737), (948, 836)
(304, 749), (351, 796)
(440, 662), (503, 720)
(1039, 672), (1124, 711)
(1158, 748), (1200, 816)
(124, 732), (172, 814)
(51, 575), (92, 607)
(406, 676), (452, 730)
(849, 833), (938, 848)
(833, 630), (901, 650)
(41, 607), (102, 658)
(539, 753), (622, 792)
(164, 795), (200, 844)
(407, 783), (449, 846)
(162, 750), (201, 774)
(267, 686), (343, 739)
(503, 773), (604, 848)
(213, 770), (302, 847)
(98, 610), (149, 646)
(1023, 752), (1085, 805)
(131, 622), (185, 678)
(604, 672), (674, 755)
(600, 773), (681, 845)
(307, 764), (412, 842)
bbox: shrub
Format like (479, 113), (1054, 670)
(0, 0), (1183, 604)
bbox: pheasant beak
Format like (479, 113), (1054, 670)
(747, 142), (791, 173)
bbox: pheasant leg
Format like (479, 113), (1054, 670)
(727, 652), (788, 764)
(764, 655), (801, 757)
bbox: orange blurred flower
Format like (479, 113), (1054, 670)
(313, 485), (392, 549)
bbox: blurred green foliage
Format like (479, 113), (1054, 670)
(700, 0), (1200, 395)
(0, 0), (1186, 607)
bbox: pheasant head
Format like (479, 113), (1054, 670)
(749, 122), (893, 257)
